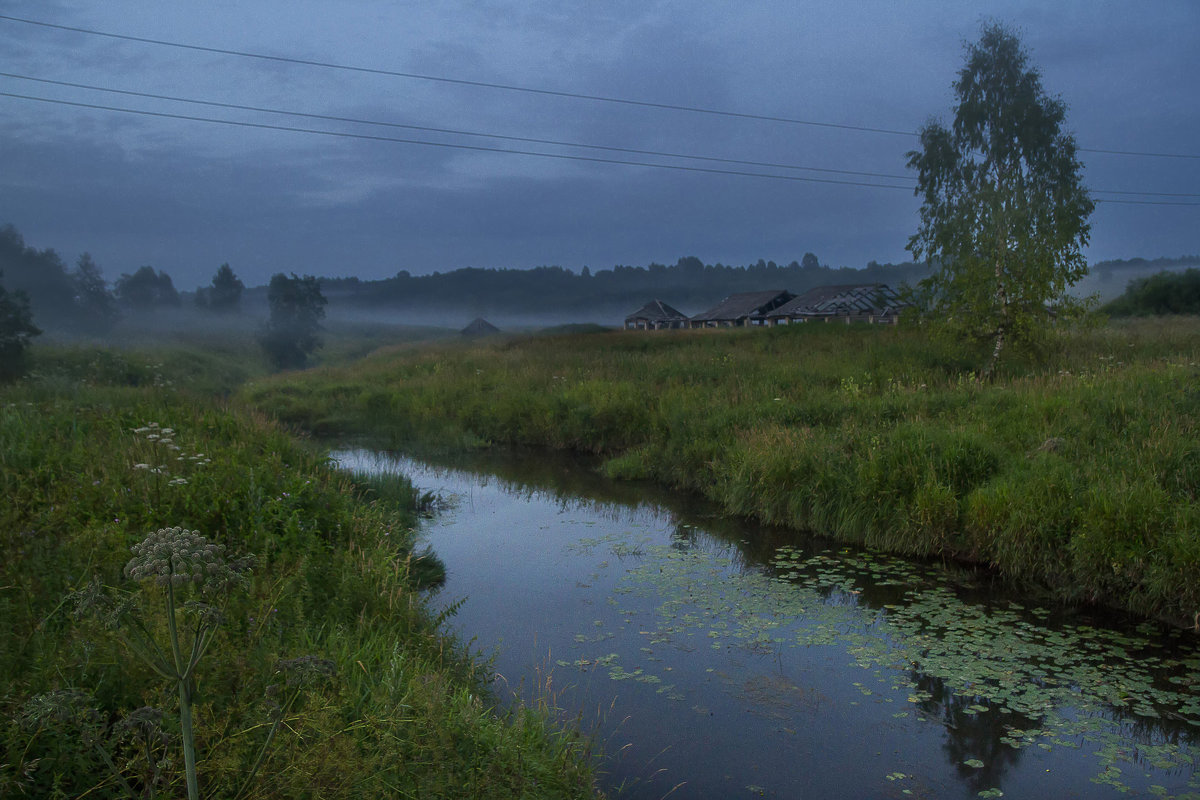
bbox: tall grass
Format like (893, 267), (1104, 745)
(1, 346), (599, 798)
(241, 317), (1200, 624)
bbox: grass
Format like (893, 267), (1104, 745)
(0, 341), (600, 799)
(239, 316), (1200, 625)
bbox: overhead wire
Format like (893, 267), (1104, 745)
(2, 12), (1198, 161)
(0, 72), (916, 182)
(0, 91), (922, 190)
(1, 73), (1195, 205)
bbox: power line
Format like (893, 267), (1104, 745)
(0, 72), (916, 182)
(4, 72), (1195, 200)
(4, 12), (1197, 161)
(0, 13), (913, 137)
(0, 91), (921, 190)
(1, 92), (1195, 206)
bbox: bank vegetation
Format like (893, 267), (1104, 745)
(241, 317), (1200, 626)
(1, 343), (599, 798)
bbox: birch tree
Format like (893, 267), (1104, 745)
(906, 23), (1095, 378)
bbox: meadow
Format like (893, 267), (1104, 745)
(240, 317), (1200, 626)
(0, 336), (599, 799)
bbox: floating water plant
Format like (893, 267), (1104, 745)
(558, 531), (1200, 795)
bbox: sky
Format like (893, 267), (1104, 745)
(1, 1), (1197, 290)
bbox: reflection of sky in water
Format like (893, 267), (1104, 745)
(334, 449), (1200, 800)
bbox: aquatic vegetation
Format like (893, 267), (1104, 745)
(558, 531), (1200, 796)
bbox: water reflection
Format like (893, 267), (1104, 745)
(335, 446), (1200, 799)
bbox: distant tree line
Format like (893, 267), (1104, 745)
(1091, 255), (1200, 276)
(1103, 269), (1200, 316)
(0, 224), (248, 337)
(321, 254), (931, 316)
(0, 224), (122, 334)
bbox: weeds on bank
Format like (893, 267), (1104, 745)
(241, 317), (1200, 624)
(0, 351), (600, 798)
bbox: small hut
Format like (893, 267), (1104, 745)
(624, 300), (689, 330)
(461, 317), (501, 337)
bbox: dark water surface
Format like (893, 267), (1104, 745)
(333, 447), (1200, 800)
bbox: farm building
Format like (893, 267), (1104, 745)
(758, 284), (907, 325)
(461, 317), (501, 337)
(624, 300), (690, 330)
(688, 289), (795, 328)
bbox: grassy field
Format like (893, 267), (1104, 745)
(240, 317), (1200, 626)
(1, 340), (599, 799)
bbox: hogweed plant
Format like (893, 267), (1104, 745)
(23, 527), (339, 799)
(74, 526), (254, 800)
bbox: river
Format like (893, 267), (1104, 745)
(334, 447), (1200, 800)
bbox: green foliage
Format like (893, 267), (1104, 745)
(116, 266), (182, 311)
(70, 253), (122, 333)
(0, 271), (41, 382)
(1103, 268), (1200, 316)
(906, 23), (1095, 377)
(195, 263), (246, 312)
(241, 318), (1200, 623)
(325, 255), (928, 319)
(0, 354), (599, 799)
(0, 224), (122, 334)
(259, 273), (327, 370)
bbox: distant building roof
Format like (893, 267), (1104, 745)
(461, 317), (501, 336)
(690, 289), (795, 322)
(625, 299), (688, 322)
(763, 284), (905, 318)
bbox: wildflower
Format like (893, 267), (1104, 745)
(125, 527), (253, 593)
(168, 477), (188, 486)
(134, 463), (151, 470)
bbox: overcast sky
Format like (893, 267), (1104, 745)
(1, 1), (1197, 290)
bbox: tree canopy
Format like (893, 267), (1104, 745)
(116, 266), (182, 311)
(0, 271), (41, 382)
(1102, 269), (1200, 316)
(906, 23), (1095, 377)
(196, 263), (245, 312)
(258, 273), (327, 370)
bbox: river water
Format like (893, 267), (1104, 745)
(334, 447), (1200, 800)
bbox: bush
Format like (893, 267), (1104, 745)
(0, 272), (40, 382)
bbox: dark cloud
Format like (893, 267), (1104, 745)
(0, 1), (1196, 289)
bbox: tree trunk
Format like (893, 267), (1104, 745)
(982, 324), (1005, 382)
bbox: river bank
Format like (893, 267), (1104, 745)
(240, 317), (1200, 624)
(0, 344), (599, 798)
(339, 446), (1200, 799)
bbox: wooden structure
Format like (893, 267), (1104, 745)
(688, 289), (795, 328)
(757, 284), (907, 325)
(461, 317), (501, 337)
(624, 300), (690, 330)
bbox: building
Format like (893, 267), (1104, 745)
(461, 317), (501, 337)
(624, 299), (690, 330)
(688, 289), (795, 328)
(758, 284), (907, 325)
